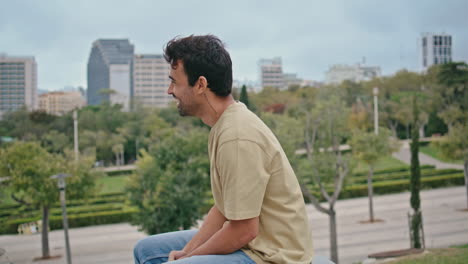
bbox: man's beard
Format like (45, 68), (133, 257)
(177, 99), (192, 117)
(178, 104), (189, 116)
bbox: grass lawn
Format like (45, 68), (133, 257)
(387, 246), (468, 264)
(420, 145), (464, 165)
(353, 155), (408, 175)
(96, 174), (131, 194)
(0, 174), (131, 207)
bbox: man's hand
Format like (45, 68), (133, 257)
(168, 250), (187, 261)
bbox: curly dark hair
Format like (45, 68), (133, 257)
(164, 35), (233, 97)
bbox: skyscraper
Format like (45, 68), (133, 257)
(133, 54), (172, 108)
(259, 57), (284, 90)
(420, 33), (452, 71)
(87, 39), (134, 111)
(0, 53), (37, 118)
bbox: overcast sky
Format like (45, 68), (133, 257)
(1, 0), (467, 91)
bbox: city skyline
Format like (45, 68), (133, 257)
(1, 0), (467, 91)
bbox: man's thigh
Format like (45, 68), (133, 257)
(170, 250), (255, 264)
(134, 230), (197, 264)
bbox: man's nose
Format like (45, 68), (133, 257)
(167, 85), (173, 95)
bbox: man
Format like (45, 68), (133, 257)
(133, 35), (314, 264)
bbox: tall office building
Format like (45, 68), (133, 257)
(259, 57), (284, 90)
(133, 54), (172, 108)
(39, 91), (86, 116)
(87, 39), (134, 111)
(325, 64), (381, 84)
(0, 54), (37, 118)
(420, 33), (452, 71)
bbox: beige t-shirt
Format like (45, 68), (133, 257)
(208, 102), (313, 264)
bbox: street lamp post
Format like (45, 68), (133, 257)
(373, 87), (379, 135)
(73, 110), (79, 162)
(51, 173), (72, 264)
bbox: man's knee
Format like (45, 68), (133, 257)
(133, 237), (147, 262)
(133, 236), (160, 262)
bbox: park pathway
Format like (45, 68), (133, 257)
(392, 140), (463, 170)
(1, 186), (467, 264)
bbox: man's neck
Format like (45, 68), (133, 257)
(199, 94), (235, 127)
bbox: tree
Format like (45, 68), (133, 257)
(112, 143), (124, 166)
(350, 128), (398, 222)
(427, 61), (467, 209)
(367, 70), (425, 138)
(239, 85), (250, 109)
(435, 123), (468, 208)
(347, 98), (372, 131)
(299, 94), (350, 264)
(127, 127), (210, 234)
(410, 96), (422, 248)
(251, 86), (298, 112)
(425, 62), (467, 131)
(0, 142), (97, 259)
(260, 112), (303, 167)
(78, 130), (126, 165)
(41, 130), (71, 154)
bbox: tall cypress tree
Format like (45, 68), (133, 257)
(410, 95), (422, 248)
(239, 85), (250, 109)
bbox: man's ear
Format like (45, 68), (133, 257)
(195, 76), (208, 95)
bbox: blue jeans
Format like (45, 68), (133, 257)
(133, 230), (256, 264)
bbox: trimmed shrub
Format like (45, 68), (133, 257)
(49, 203), (124, 216)
(306, 173), (464, 201)
(105, 170), (134, 177)
(0, 209), (137, 235)
(352, 164), (435, 177)
(350, 168), (462, 184)
(49, 209), (137, 229)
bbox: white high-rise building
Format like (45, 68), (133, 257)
(133, 54), (172, 108)
(420, 33), (452, 72)
(0, 54), (38, 118)
(325, 64), (381, 84)
(259, 57), (284, 90)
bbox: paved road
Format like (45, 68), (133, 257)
(392, 141), (463, 170)
(309, 186), (468, 264)
(1, 186), (467, 264)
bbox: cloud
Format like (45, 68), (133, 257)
(1, 0), (467, 90)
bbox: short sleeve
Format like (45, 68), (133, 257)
(216, 140), (271, 220)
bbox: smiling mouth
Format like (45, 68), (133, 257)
(172, 95), (180, 106)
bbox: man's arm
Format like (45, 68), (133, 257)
(185, 216), (259, 257)
(182, 206), (227, 253)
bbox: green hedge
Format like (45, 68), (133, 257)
(66, 195), (126, 207)
(340, 173), (464, 199)
(105, 170), (134, 177)
(49, 203), (125, 216)
(0, 204), (21, 211)
(352, 165), (435, 177)
(306, 172), (464, 201)
(0, 209), (137, 235)
(350, 168), (462, 185)
(0, 216), (40, 234)
(1, 194), (128, 219)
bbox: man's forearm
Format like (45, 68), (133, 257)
(183, 206), (227, 253)
(187, 218), (258, 257)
